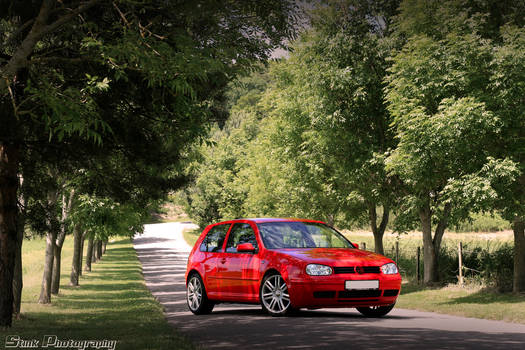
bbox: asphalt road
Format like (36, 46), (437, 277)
(134, 222), (525, 350)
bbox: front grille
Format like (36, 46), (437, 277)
(333, 267), (355, 274)
(338, 290), (382, 298)
(383, 289), (399, 297)
(313, 291), (336, 299)
(333, 266), (380, 274)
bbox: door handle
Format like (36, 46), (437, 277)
(220, 258), (227, 264)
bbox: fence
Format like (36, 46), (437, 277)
(359, 239), (514, 291)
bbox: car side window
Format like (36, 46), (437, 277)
(200, 224), (230, 252)
(225, 223), (258, 253)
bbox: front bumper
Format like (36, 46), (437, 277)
(287, 273), (402, 309)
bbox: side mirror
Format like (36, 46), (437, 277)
(352, 243), (359, 249)
(237, 242), (256, 253)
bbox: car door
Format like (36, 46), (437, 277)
(198, 223), (230, 298)
(216, 222), (261, 302)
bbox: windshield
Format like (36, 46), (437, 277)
(257, 221), (353, 249)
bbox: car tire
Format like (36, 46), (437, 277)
(260, 272), (294, 316)
(187, 273), (214, 315)
(356, 303), (395, 317)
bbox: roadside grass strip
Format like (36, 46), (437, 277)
(1, 238), (196, 350)
(398, 283), (525, 324)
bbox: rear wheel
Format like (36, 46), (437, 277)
(260, 273), (293, 316)
(187, 274), (214, 315)
(356, 304), (395, 317)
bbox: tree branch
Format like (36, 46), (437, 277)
(30, 56), (101, 65)
(0, 0), (105, 92)
(0, 0), (55, 92)
(41, 0), (105, 38)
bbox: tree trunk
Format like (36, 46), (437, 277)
(325, 214), (335, 227)
(51, 188), (74, 294)
(96, 240), (103, 260)
(420, 203), (438, 284)
(84, 238), (94, 272)
(102, 241), (107, 255)
(51, 229), (66, 295)
(92, 240), (97, 263)
(12, 207), (25, 317)
(513, 219), (525, 293)
(369, 204), (389, 255)
(0, 142), (20, 327)
(38, 229), (57, 304)
(69, 224), (82, 286)
(79, 235), (85, 276)
(419, 201), (450, 284)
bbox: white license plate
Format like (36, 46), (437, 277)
(345, 280), (379, 290)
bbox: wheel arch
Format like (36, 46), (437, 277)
(261, 268), (281, 281)
(186, 269), (202, 285)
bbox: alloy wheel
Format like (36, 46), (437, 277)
(187, 276), (202, 311)
(261, 274), (291, 314)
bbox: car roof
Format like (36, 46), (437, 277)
(213, 217), (327, 225)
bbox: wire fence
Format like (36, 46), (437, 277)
(359, 239), (514, 291)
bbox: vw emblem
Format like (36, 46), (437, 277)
(355, 266), (364, 274)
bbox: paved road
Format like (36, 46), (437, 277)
(134, 223), (525, 350)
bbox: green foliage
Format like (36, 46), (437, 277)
(453, 212), (512, 232)
(71, 195), (148, 240)
(385, 1), (522, 235)
(182, 0), (523, 239)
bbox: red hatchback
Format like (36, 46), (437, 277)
(185, 218), (401, 317)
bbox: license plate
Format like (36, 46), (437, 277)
(345, 280), (379, 290)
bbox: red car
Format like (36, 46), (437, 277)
(185, 218), (401, 317)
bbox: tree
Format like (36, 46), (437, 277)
(385, 0), (520, 283)
(0, 0), (298, 326)
(182, 70), (270, 227)
(487, 24), (525, 292)
(239, 0), (401, 251)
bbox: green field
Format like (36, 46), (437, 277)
(1, 237), (195, 350)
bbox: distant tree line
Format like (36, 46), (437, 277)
(180, 0), (525, 292)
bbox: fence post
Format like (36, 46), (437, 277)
(416, 246), (421, 284)
(361, 242), (366, 251)
(458, 241), (464, 285)
(395, 241), (399, 264)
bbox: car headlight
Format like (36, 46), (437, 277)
(306, 264), (333, 276)
(381, 263), (398, 274)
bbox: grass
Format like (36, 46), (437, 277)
(397, 283), (525, 323)
(183, 228), (201, 247)
(343, 230), (525, 323)
(1, 237), (195, 350)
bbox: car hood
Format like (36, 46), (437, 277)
(275, 248), (392, 266)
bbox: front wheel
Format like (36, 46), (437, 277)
(187, 274), (214, 315)
(260, 273), (293, 316)
(356, 304), (395, 317)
